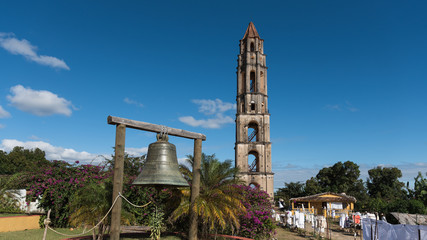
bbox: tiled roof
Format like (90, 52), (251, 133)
(242, 22), (260, 39)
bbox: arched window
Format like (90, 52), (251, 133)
(249, 182), (260, 189)
(250, 71), (256, 92)
(248, 122), (258, 142)
(248, 151), (259, 172)
(250, 42), (255, 52)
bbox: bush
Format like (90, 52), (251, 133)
(24, 161), (111, 227)
(233, 185), (276, 240)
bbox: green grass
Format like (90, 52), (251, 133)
(0, 229), (184, 240)
(0, 213), (27, 217)
(0, 227), (89, 240)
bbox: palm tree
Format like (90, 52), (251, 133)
(68, 182), (134, 240)
(171, 153), (246, 236)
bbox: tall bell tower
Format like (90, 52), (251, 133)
(235, 22), (274, 198)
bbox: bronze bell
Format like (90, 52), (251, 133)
(132, 133), (189, 187)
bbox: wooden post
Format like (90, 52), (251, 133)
(42, 209), (51, 240)
(189, 138), (202, 240)
(110, 124), (126, 240)
(107, 116), (206, 240)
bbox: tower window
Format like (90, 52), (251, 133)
(248, 122), (258, 142)
(248, 151), (259, 172)
(251, 102), (255, 111)
(250, 71), (256, 92)
(250, 42), (255, 52)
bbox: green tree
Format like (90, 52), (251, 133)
(0, 147), (50, 175)
(304, 177), (322, 196)
(170, 154), (245, 237)
(306, 161), (368, 207)
(316, 161), (361, 193)
(105, 152), (146, 177)
(275, 181), (305, 209)
(69, 182), (113, 240)
(367, 166), (406, 201)
(414, 172), (427, 205)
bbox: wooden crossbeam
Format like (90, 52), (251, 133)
(107, 116), (206, 140)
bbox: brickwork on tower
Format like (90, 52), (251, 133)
(235, 22), (274, 198)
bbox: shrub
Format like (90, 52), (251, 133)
(233, 185), (276, 240)
(24, 161), (111, 227)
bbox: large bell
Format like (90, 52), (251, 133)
(132, 133), (189, 187)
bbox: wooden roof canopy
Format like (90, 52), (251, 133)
(290, 192), (357, 203)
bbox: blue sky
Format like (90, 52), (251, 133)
(0, 1), (426, 191)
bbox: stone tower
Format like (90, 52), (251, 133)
(235, 22), (274, 198)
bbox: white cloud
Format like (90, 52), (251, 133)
(0, 105), (11, 118)
(124, 97), (144, 108)
(0, 33), (69, 70)
(178, 157), (191, 167)
(324, 104), (341, 111)
(345, 101), (359, 112)
(29, 135), (41, 140)
(324, 101), (359, 112)
(179, 114), (234, 129)
(179, 99), (236, 129)
(0, 139), (105, 164)
(125, 147), (148, 156)
(7, 85), (74, 116)
(192, 99), (236, 115)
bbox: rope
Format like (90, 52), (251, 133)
(45, 192), (151, 237)
(119, 192), (151, 208)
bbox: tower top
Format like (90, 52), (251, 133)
(242, 22), (260, 40)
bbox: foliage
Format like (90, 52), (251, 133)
(105, 153), (146, 177)
(149, 207), (165, 240)
(304, 177), (322, 196)
(24, 161), (111, 227)
(234, 185), (276, 240)
(366, 197), (387, 213)
(122, 176), (181, 226)
(68, 182), (117, 240)
(387, 199), (427, 215)
(0, 147), (51, 175)
(367, 166), (406, 201)
(0, 175), (25, 213)
(275, 162), (427, 215)
(414, 172), (427, 205)
(276, 161), (368, 210)
(170, 153), (245, 237)
(275, 181), (305, 209)
(315, 161), (366, 199)
(3, 146), (177, 230)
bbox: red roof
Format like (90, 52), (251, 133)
(242, 22), (260, 39)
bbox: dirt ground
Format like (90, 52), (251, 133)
(275, 222), (362, 240)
